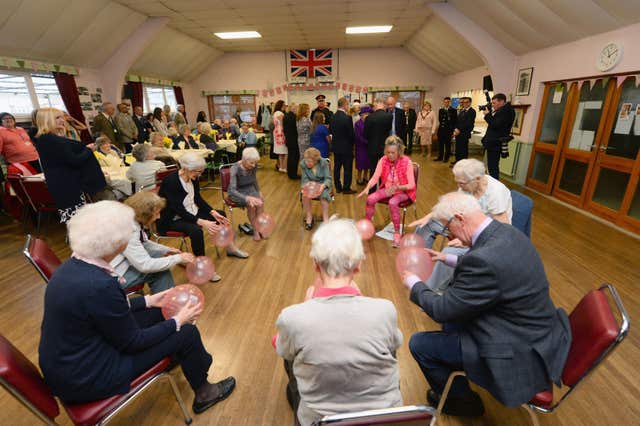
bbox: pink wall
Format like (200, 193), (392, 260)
(182, 47), (443, 123)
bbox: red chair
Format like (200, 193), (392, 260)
(0, 334), (192, 426)
(22, 235), (62, 283)
(313, 405), (437, 426)
(436, 284), (630, 426)
(149, 166), (191, 252)
(377, 162), (419, 235)
(220, 163), (242, 228)
(19, 176), (58, 233)
(139, 165), (179, 192)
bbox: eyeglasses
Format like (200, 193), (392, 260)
(443, 216), (458, 237)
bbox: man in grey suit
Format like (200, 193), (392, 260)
(402, 192), (571, 417)
(113, 103), (138, 153)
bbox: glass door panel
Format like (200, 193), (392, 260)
(567, 81), (607, 152)
(539, 83), (569, 145)
(558, 159), (589, 195)
(628, 184), (640, 220)
(605, 79), (640, 159)
(591, 168), (631, 211)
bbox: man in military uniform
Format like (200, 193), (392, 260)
(311, 94), (333, 125)
(436, 97), (457, 162)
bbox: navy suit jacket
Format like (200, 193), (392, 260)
(329, 110), (355, 155)
(39, 258), (176, 402)
(482, 102), (515, 150)
(364, 110), (393, 160)
(455, 108), (476, 138)
(157, 171), (213, 233)
(389, 107), (406, 138)
(410, 220), (571, 407)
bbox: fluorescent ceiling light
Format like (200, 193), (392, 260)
(214, 31), (261, 39)
(346, 25), (393, 34)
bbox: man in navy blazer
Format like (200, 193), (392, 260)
(403, 192), (571, 417)
(452, 97), (476, 164)
(329, 97), (356, 194)
(386, 96), (406, 140)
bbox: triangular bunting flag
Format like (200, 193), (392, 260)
(53, 64), (61, 73)
(602, 77), (610, 87)
(589, 79), (598, 90)
(16, 60), (24, 68)
(616, 75), (627, 87)
(635, 75), (640, 88)
(577, 80), (585, 90)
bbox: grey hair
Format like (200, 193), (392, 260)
(384, 135), (405, 155)
(178, 124), (190, 134)
(178, 152), (206, 171)
(242, 147), (260, 162)
(132, 143), (151, 162)
(94, 136), (111, 150)
(431, 192), (482, 222)
(67, 201), (135, 259)
(200, 122), (212, 134)
(310, 218), (365, 278)
(452, 159), (485, 182)
(374, 98), (385, 105)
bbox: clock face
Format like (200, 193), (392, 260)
(597, 43), (622, 72)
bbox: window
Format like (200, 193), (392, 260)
(0, 72), (64, 118)
(143, 85), (177, 113)
(207, 95), (256, 122)
(372, 91), (423, 111)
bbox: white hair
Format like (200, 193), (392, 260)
(310, 218), (364, 278)
(67, 201), (135, 259)
(431, 192), (482, 222)
(178, 152), (206, 171)
(242, 147), (260, 162)
(452, 159), (485, 182)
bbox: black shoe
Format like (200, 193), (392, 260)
(304, 219), (314, 230)
(427, 389), (440, 406)
(193, 377), (236, 414)
(431, 389), (485, 417)
(335, 188), (343, 193)
(342, 189), (356, 195)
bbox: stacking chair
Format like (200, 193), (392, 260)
(7, 174), (57, 232)
(511, 190), (534, 237)
(436, 284), (630, 426)
(219, 163), (243, 229)
(377, 162), (420, 235)
(0, 334), (192, 426)
(22, 235), (62, 283)
(300, 158), (335, 222)
(314, 405), (437, 426)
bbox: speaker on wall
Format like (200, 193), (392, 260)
(482, 75), (494, 92)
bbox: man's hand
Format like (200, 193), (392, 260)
(482, 108), (490, 116)
(447, 238), (465, 248)
(453, 129), (460, 136)
(426, 248), (447, 263)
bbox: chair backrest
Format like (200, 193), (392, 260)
(412, 161), (420, 187)
(510, 190), (533, 237)
(220, 163), (233, 193)
(5, 174), (30, 208)
(0, 334), (60, 421)
(314, 405), (436, 426)
(19, 179), (57, 212)
(155, 165), (179, 187)
(562, 284), (629, 388)
(23, 235), (62, 283)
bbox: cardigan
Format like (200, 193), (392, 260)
(157, 171), (213, 232)
(39, 258), (176, 402)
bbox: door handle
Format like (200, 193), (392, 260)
(599, 146), (607, 152)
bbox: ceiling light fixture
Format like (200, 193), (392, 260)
(346, 25), (393, 34)
(214, 31), (262, 39)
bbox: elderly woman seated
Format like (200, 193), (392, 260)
(275, 218), (403, 426)
(109, 191), (196, 294)
(39, 201), (235, 413)
(198, 122), (218, 151)
(357, 136), (416, 247)
(300, 147), (332, 230)
(94, 136), (123, 168)
(149, 131), (178, 166)
(227, 148), (264, 241)
(173, 124), (199, 150)
(158, 152), (249, 282)
(410, 158), (512, 291)
(126, 143), (165, 191)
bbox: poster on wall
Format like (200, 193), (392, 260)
(634, 105), (640, 136)
(77, 86), (89, 96)
(613, 102), (634, 134)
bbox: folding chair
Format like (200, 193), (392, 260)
(436, 283), (630, 426)
(300, 158), (335, 222)
(7, 174), (57, 232)
(377, 162), (420, 235)
(219, 163), (243, 229)
(314, 405), (437, 426)
(22, 235), (62, 283)
(0, 334), (192, 426)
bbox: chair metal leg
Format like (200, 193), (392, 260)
(401, 207), (407, 235)
(523, 404), (540, 426)
(436, 371), (467, 416)
(179, 238), (186, 252)
(165, 373), (193, 425)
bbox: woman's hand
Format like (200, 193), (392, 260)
(179, 252), (196, 263)
(166, 247), (181, 254)
(211, 210), (230, 226)
(356, 188), (368, 198)
(174, 300), (203, 327)
(385, 185), (397, 197)
(409, 213), (432, 228)
(198, 219), (221, 235)
(145, 289), (172, 308)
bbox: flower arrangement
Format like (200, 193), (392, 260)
(163, 137), (172, 148)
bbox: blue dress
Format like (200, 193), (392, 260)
(310, 125), (330, 158)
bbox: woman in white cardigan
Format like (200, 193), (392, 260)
(110, 191), (195, 293)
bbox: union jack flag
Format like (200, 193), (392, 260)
(289, 49), (334, 80)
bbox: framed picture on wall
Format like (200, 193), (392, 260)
(516, 67), (534, 96)
(511, 105), (529, 135)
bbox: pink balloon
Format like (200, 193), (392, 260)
(161, 284), (205, 320)
(255, 212), (276, 237)
(395, 247), (433, 282)
(185, 256), (216, 285)
(301, 181), (323, 199)
(355, 218), (375, 240)
(214, 225), (234, 248)
(400, 233), (426, 249)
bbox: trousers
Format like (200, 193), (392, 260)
(366, 189), (410, 233)
(454, 134), (470, 161)
(333, 151), (353, 191)
(163, 209), (226, 256)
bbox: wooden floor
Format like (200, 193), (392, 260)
(1, 152), (639, 426)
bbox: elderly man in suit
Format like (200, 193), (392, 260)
(386, 96), (406, 139)
(402, 192), (571, 417)
(436, 97), (457, 162)
(114, 103), (138, 153)
(92, 102), (120, 149)
(452, 97), (476, 165)
(330, 97), (356, 194)
(364, 99), (393, 180)
(132, 106), (149, 143)
(403, 102), (417, 154)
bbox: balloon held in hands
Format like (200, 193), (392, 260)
(255, 212), (276, 237)
(185, 256), (216, 285)
(301, 181), (323, 199)
(161, 284), (205, 320)
(399, 233), (426, 249)
(355, 218), (375, 241)
(214, 225), (234, 248)
(396, 247), (433, 282)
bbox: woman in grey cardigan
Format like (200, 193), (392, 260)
(227, 148), (265, 241)
(110, 191), (197, 293)
(300, 147), (332, 230)
(275, 219), (403, 426)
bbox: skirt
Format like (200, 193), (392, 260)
(416, 128), (433, 146)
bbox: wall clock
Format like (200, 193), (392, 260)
(597, 42), (622, 72)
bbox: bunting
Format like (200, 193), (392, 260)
(0, 56), (78, 75)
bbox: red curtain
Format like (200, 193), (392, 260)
(52, 72), (92, 144)
(173, 85), (187, 123)
(129, 81), (144, 110)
